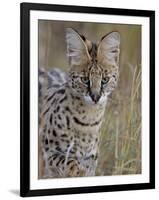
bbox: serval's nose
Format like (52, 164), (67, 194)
(90, 92), (101, 103)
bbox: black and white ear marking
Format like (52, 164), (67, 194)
(66, 28), (90, 66)
(98, 32), (120, 65)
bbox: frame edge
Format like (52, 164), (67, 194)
(20, 2), (30, 197)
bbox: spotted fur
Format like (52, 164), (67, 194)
(39, 28), (120, 178)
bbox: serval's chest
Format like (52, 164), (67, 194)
(40, 84), (105, 147)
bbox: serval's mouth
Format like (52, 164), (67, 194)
(83, 95), (107, 106)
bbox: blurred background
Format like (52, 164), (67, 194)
(39, 20), (141, 176)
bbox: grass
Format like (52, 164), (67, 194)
(96, 64), (141, 176)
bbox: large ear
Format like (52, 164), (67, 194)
(66, 28), (91, 67)
(97, 32), (120, 66)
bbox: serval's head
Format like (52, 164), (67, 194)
(66, 28), (120, 105)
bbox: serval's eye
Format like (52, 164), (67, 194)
(81, 77), (90, 85)
(101, 77), (109, 85)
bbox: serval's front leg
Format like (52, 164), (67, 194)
(43, 153), (85, 178)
